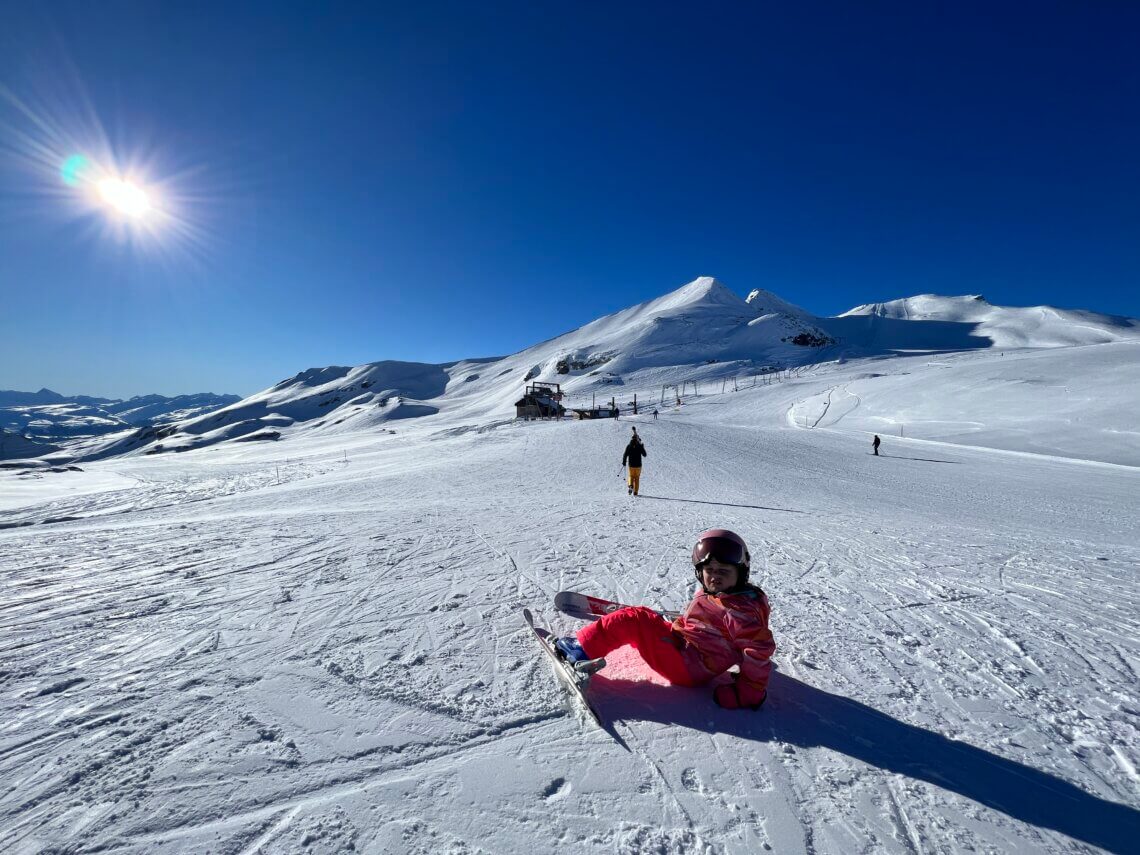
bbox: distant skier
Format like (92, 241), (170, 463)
(622, 428), (647, 496)
(872, 434), (881, 456)
(555, 529), (774, 710)
(652, 408), (659, 420)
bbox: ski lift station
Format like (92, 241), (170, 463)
(514, 382), (566, 420)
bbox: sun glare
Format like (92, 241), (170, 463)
(2, 57), (220, 266)
(97, 177), (152, 218)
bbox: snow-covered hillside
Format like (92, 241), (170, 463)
(789, 343), (1140, 466)
(811, 295), (1136, 357)
(1, 352), (1136, 853)
(35, 277), (1140, 465)
(837, 294), (1140, 349)
(103, 393), (244, 426)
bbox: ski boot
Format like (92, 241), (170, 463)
(554, 637), (606, 675)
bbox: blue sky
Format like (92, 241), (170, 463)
(1, 2), (1138, 398)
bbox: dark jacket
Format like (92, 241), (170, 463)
(622, 439), (647, 467)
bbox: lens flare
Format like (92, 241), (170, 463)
(60, 153), (91, 186)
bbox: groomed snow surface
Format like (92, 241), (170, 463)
(2, 349), (1138, 854)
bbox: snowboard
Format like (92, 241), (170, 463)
(554, 590), (682, 622)
(521, 608), (606, 728)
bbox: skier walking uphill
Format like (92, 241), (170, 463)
(622, 428), (647, 496)
(872, 434), (881, 456)
(555, 529), (775, 710)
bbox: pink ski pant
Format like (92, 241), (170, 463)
(576, 606), (699, 686)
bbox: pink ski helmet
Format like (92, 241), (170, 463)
(691, 528), (751, 586)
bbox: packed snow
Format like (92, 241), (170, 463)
(2, 279), (1138, 853)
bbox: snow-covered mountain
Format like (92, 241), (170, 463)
(513, 277), (837, 378)
(0, 389), (241, 455)
(833, 294), (1140, 350)
(25, 277), (1140, 463)
(53, 363), (460, 461)
(102, 393), (244, 425)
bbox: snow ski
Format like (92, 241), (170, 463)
(554, 590), (681, 622)
(521, 608), (606, 728)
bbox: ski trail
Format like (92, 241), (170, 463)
(3, 392), (1137, 853)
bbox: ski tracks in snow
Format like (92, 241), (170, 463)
(1, 415), (1138, 852)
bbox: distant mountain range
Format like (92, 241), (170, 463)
(12, 277), (1140, 463)
(0, 390), (242, 448)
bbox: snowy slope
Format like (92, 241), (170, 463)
(0, 355), (1137, 854)
(789, 343), (1140, 466)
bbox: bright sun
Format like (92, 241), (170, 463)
(96, 177), (152, 218)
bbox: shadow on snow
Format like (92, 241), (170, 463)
(819, 316), (994, 354)
(636, 495), (806, 513)
(593, 671), (1139, 853)
(874, 453), (962, 464)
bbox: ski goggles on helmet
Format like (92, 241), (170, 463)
(691, 529), (750, 569)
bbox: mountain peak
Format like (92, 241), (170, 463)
(650, 276), (746, 314)
(683, 276), (735, 300)
(687, 275), (728, 292)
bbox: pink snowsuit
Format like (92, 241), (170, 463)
(576, 586), (775, 706)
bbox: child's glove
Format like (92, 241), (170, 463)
(714, 681), (767, 711)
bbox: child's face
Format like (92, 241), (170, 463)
(700, 559), (739, 594)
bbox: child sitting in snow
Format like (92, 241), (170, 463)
(556, 529), (774, 710)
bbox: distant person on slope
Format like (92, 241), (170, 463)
(622, 429), (647, 496)
(872, 434), (881, 456)
(555, 529), (774, 710)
